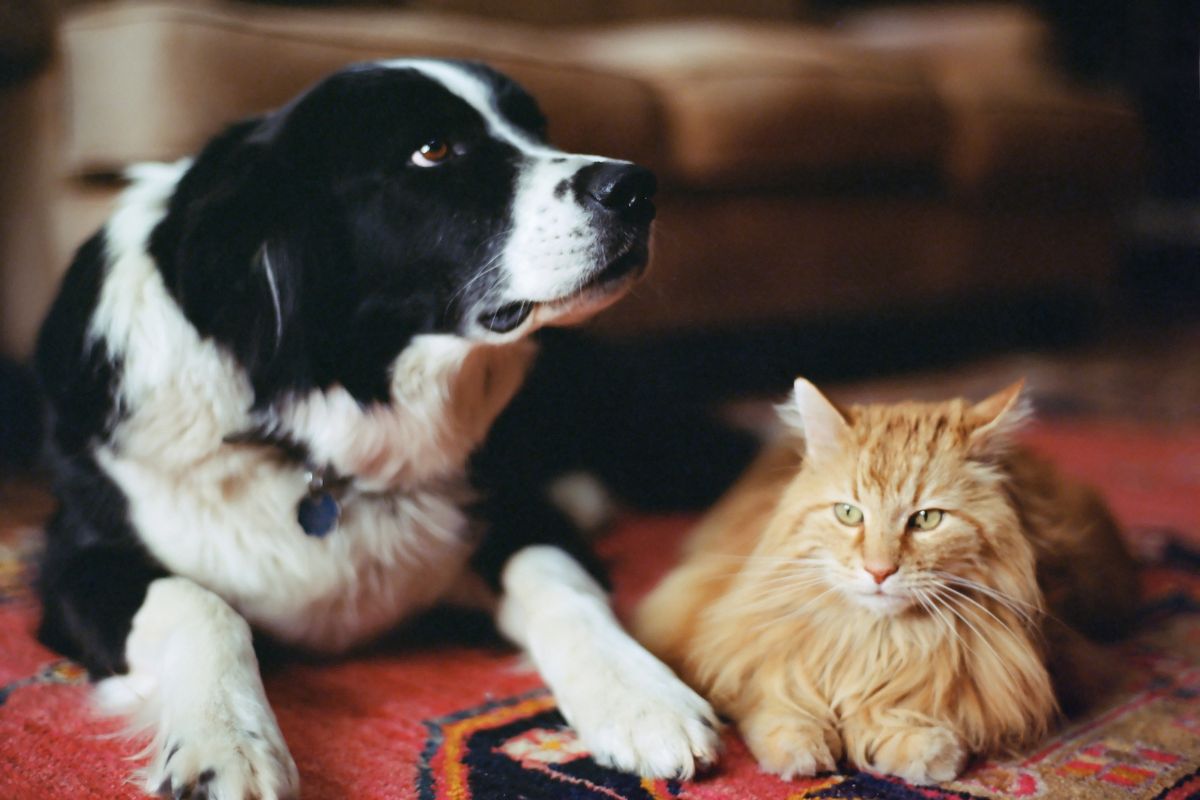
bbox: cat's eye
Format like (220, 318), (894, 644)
(412, 139), (452, 167)
(833, 503), (863, 526)
(909, 509), (944, 531)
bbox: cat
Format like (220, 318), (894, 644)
(634, 378), (1139, 784)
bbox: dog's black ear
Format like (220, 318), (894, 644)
(148, 115), (349, 404)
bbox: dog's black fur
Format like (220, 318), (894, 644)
(33, 62), (589, 676)
(30, 59), (741, 684)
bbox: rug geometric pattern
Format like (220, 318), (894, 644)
(2, 421), (1199, 799)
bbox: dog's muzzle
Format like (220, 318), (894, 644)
(478, 162), (657, 335)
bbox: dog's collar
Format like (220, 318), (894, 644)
(223, 429), (347, 538)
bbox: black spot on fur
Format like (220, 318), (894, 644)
(0, 358), (41, 471)
(34, 232), (124, 453)
(33, 229), (169, 678)
(35, 453), (168, 678)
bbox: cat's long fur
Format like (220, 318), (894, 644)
(635, 379), (1139, 784)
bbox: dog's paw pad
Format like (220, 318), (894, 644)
(147, 730), (299, 800)
(568, 670), (722, 780)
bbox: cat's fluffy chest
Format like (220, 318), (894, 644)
(634, 378), (1133, 784)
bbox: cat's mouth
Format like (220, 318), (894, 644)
(850, 590), (913, 615)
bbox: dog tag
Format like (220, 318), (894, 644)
(298, 492), (340, 538)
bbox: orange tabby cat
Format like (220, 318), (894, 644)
(634, 379), (1138, 784)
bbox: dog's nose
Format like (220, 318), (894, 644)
(577, 163), (657, 224)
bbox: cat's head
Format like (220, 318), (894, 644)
(767, 378), (1036, 617)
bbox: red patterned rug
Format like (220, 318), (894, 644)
(2, 420), (1200, 799)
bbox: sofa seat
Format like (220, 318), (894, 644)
(842, 4), (1143, 201)
(0, 0), (1145, 353)
(61, 2), (956, 188)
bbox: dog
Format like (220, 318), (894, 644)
(33, 59), (719, 799)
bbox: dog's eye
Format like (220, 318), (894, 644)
(412, 140), (452, 167)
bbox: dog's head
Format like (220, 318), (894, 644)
(150, 60), (655, 402)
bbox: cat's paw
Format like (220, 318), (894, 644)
(743, 714), (841, 780)
(145, 724), (299, 799)
(866, 724), (966, 785)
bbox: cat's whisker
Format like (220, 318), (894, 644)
(700, 553), (826, 566)
(938, 584), (1026, 636)
(692, 565), (824, 588)
(932, 573), (1044, 627)
(731, 580), (830, 601)
(914, 588), (972, 658)
(932, 572), (1041, 612)
(936, 575), (1041, 618)
(736, 566), (828, 583)
(936, 591), (1027, 690)
(722, 563), (829, 585)
(723, 580), (834, 614)
(916, 586), (997, 661)
(913, 588), (971, 666)
(744, 585), (842, 633)
(910, 572), (1041, 629)
(732, 579), (830, 597)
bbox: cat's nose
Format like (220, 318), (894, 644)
(865, 564), (897, 585)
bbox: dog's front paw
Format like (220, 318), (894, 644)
(742, 713), (840, 780)
(146, 725), (299, 800)
(560, 654), (721, 780)
(865, 724), (966, 785)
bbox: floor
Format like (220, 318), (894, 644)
(724, 319), (1200, 432)
(849, 322), (1200, 420)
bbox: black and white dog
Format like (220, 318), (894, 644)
(34, 59), (718, 799)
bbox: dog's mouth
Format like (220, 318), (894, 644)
(477, 245), (648, 334)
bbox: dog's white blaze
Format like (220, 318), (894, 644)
(502, 157), (608, 301)
(382, 59), (629, 311)
(381, 58), (556, 156)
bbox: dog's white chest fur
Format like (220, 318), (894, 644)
(92, 164), (533, 651)
(100, 447), (478, 651)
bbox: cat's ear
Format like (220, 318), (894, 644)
(784, 378), (851, 460)
(969, 379), (1032, 456)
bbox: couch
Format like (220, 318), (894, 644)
(0, 0), (1143, 359)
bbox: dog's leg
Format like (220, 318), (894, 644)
(94, 577), (299, 800)
(496, 545), (720, 779)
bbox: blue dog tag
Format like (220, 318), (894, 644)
(298, 492), (340, 538)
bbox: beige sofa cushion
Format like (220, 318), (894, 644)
(62, 1), (947, 190)
(567, 20), (947, 188)
(592, 192), (1120, 334)
(844, 4), (1142, 200)
(62, 1), (664, 175)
